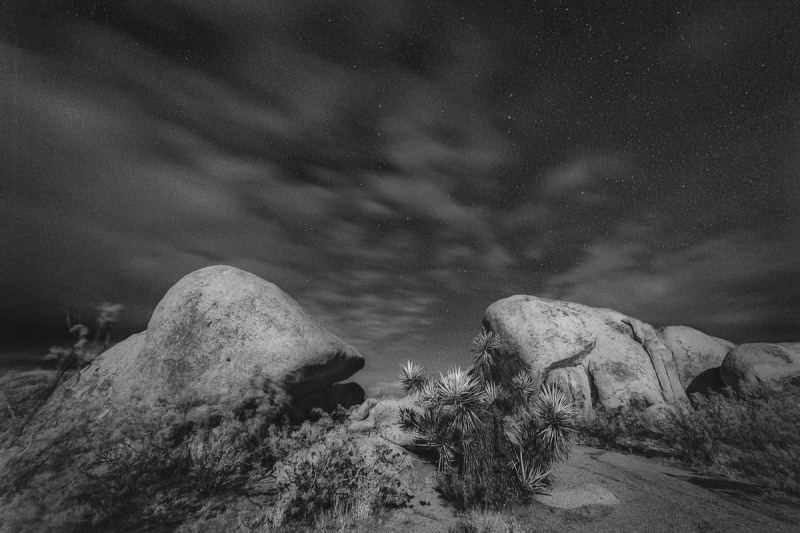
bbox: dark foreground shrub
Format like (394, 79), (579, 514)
(1, 383), (411, 531)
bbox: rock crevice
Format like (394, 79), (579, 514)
(623, 318), (687, 403)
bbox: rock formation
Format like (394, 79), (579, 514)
(39, 265), (365, 426)
(483, 295), (738, 410)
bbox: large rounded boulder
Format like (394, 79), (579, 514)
(483, 296), (689, 410)
(41, 265), (365, 421)
(720, 343), (800, 390)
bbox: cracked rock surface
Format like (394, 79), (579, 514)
(483, 295), (735, 410)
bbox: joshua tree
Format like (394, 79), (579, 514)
(399, 328), (577, 507)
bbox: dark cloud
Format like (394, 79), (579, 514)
(2, 1), (799, 383)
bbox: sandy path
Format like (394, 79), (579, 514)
(521, 446), (800, 532)
(384, 445), (800, 532)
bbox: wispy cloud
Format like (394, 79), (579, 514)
(542, 225), (800, 342)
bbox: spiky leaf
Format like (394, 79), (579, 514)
(399, 360), (428, 395)
(532, 383), (577, 464)
(483, 381), (502, 406)
(436, 367), (485, 434)
(512, 452), (549, 494)
(510, 372), (538, 401)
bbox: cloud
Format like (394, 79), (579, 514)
(541, 154), (632, 200)
(542, 225), (800, 342)
(371, 175), (478, 228)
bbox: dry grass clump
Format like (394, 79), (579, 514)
(399, 329), (577, 510)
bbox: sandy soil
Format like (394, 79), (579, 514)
(382, 446), (800, 532)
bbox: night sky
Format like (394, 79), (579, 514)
(2, 1), (799, 390)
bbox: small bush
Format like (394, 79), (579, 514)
(265, 414), (412, 528)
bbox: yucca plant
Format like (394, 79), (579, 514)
(399, 330), (577, 509)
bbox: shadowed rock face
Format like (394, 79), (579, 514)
(482, 296), (736, 410)
(721, 343), (800, 390)
(41, 265), (365, 418)
(289, 381), (366, 422)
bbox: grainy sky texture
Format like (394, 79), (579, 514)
(2, 1), (799, 386)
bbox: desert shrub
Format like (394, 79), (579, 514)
(263, 414), (412, 528)
(399, 329), (577, 510)
(658, 390), (745, 463)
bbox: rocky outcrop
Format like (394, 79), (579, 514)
(720, 343), (800, 390)
(660, 326), (733, 389)
(40, 265), (365, 425)
(347, 395), (419, 451)
(483, 296), (692, 410)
